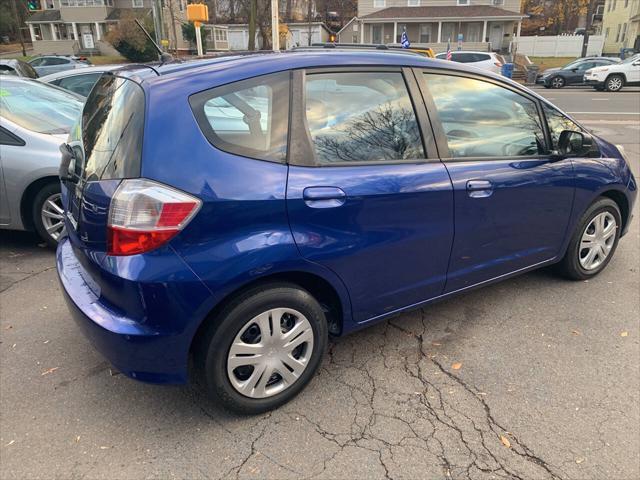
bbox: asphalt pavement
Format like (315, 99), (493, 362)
(1, 87), (639, 480)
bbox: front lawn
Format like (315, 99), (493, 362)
(529, 57), (576, 71)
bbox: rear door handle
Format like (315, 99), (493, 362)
(303, 187), (346, 208)
(466, 180), (493, 198)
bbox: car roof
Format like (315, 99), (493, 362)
(120, 50), (507, 88)
(38, 64), (123, 81)
(0, 74), (85, 98)
(436, 51), (495, 55)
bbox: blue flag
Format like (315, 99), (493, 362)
(401, 30), (410, 49)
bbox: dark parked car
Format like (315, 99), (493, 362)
(57, 51), (637, 414)
(537, 57), (619, 88)
(0, 59), (38, 78)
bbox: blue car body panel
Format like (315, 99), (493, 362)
(56, 51), (637, 384)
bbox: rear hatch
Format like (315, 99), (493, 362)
(62, 72), (145, 251)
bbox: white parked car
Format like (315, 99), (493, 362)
(435, 51), (505, 74)
(584, 54), (640, 91)
(39, 65), (122, 98)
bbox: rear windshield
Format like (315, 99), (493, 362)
(81, 74), (144, 181)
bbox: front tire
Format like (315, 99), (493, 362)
(196, 283), (328, 414)
(32, 182), (64, 247)
(550, 76), (565, 88)
(605, 74), (624, 92)
(557, 197), (622, 280)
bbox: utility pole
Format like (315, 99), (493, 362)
(248, 0), (256, 50)
(271, 0), (279, 51)
(581, 0), (596, 57)
(307, 0), (312, 46)
(10, 0), (27, 57)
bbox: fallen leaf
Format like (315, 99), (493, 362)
(99, 446), (109, 450)
(75, 436), (81, 443)
(576, 458), (585, 464)
(571, 330), (581, 336)
(41, 367), (59, 376)
(451, 362), (462, 370)
(432, 342), (442, 346)
(500, 435), (511, 448)
(4, 325), (12, 330)
(620, 331), (628, 337)
(6, 440), (15, 446)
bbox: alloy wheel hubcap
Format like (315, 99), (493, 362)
(227, 308), (314, 399)
(608, 78), (622, 90)
(41, 193), (65, 241)
(579, 212), (617, 271)
(552, 77), (563, 88)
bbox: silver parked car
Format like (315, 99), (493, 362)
(0, 77), (82, 245)
(27, 55), (90, 77)
(39, 64), (122, 97)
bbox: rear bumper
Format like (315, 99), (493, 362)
(56, 236), (211, 384)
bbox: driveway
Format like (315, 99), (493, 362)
(1, 88), (638, 480)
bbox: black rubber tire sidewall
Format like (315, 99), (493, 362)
(32, 182), (62, 248)
(199, 284), (328, 414)
(559, 197), (622, 280)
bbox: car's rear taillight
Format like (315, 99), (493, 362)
(107, 179), (201, 256)
(494, 62), (503, 67)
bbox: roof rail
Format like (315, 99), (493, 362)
(295, 43), (422, 56)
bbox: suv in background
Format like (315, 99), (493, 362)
(584, 54), (640, 91)
(536, 57), (619, 88)
(435, 51), (504, 74)
(28, 55), (90, 77)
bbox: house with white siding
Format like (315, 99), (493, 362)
(337, 0), (526, 53)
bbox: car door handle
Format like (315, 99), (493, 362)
(303, 187), (346, 208)
(466, 180), (493, 198)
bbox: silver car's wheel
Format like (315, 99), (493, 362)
(227, 308), (314, 399)
(40, 193), (65, 241)
(578, 212), (617, 271)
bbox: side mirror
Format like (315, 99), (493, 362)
(556, 130), (596, 158)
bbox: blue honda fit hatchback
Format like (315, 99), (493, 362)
(57, 51), (636, 413)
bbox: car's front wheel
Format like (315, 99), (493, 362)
(605, 74), (625, 92)
(196, 283), (328, 414)
(550, 76), (566, 88)
(557, 197), (622, 280)
(32, 182), (65, 247)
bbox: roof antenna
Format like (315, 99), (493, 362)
(134, 18), (174, 64)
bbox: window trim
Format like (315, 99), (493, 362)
(287, 66), (439, 168)
(413, 68), (553, 162)
(188, 71), (291, 164)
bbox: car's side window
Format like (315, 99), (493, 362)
(0, 126), (25, 146)
(423, 73), (546, 158)
(29, 58), (44, 67)
(45, 58), (69, 66)
(189, 71), (290, 163)
(542, 103), (584, 151)
(304, 71), (424, 164)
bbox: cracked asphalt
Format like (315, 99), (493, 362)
(1, 88), (639, 479)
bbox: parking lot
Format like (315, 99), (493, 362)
(1, 87), (639, 480)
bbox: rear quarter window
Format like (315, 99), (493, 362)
(189, 71), (290, 163)
(81, 74), (145, 181)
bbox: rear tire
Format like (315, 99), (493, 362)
(195, 283), (328, 414)
(605, 74), (624, 92)
(32, 182), (64, 248)
(557, 197), (622, 280)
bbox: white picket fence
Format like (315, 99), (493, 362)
(513, 34), (605, 57)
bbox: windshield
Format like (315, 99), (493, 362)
(0, 80), (82, 134)
(562, 59), (584, 70)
